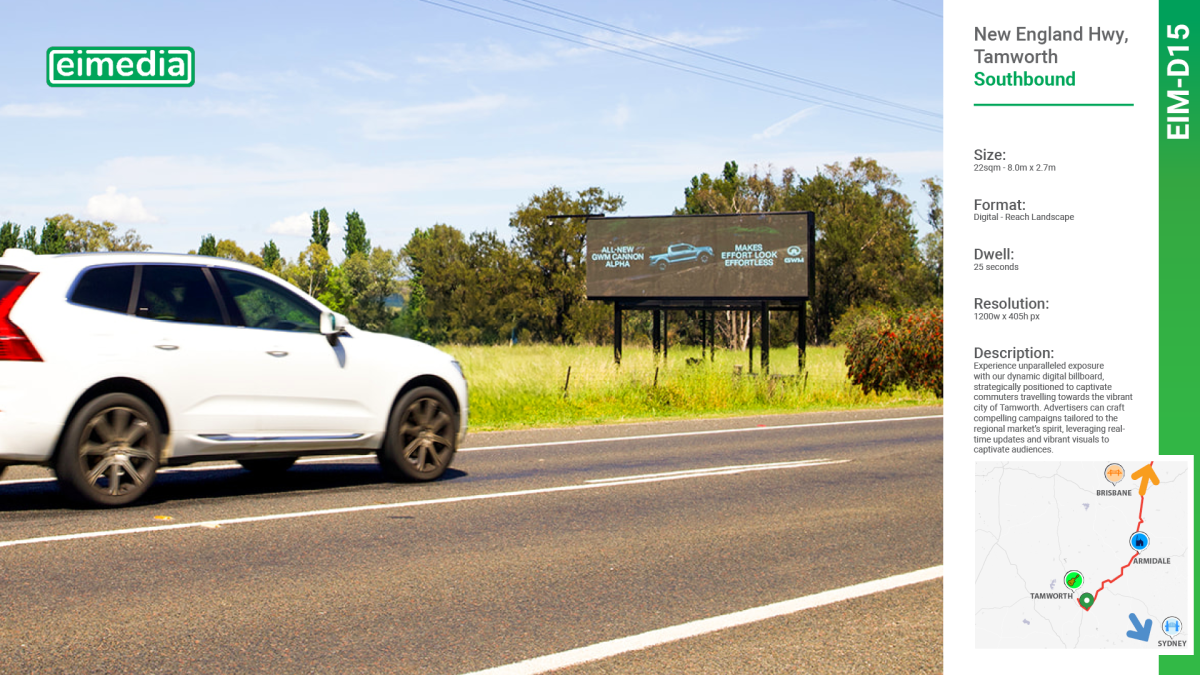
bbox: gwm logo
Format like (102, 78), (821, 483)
(784, 245), (805, 264)
(47, 47), (194, 87)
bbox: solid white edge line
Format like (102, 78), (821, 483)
(0, 414), (939, 487)
(459, 565), (945, 675)
(584, 458), (844, 483)
(459, 414), (943, 452)
(0, 458), (850, 549)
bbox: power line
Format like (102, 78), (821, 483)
(498, 0), (940, 120)
(888, 0), (942, 19)
(415, 0), (941, 133)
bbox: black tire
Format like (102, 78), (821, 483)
(239, 457), (297, 474)
(657, 260), (668, 272)
(378, 386), (457, 482)
(699, 253), (710, 263)
(56, 392), (161, 507)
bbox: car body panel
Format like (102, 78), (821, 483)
(0, 250), (467, 467)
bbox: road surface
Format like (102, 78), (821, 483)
(0, 407), (942, 674)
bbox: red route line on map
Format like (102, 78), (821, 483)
(1092, 461), (1152, 601)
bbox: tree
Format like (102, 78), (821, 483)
(919, 177), (943, 296)
(37, 219), (67, 254)
(310, 208), (331, 250)
(510, 186), (624, 343)
(343, 210), (371, 259)
(396, 276), (431, 342)
(18, 226), (37, 251)
(261, 240), (281, 270)
(0, 221), (20, 254)
(197, 234), (218, 257)
(782, 158), (935, 342)
(285, 243), (333, 298)
(44, 214), (149, 253)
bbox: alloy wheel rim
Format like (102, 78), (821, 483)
(398, 398), (452, 472)
(78, 406), (156, 496)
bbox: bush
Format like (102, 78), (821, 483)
(844, 307), (942, 397)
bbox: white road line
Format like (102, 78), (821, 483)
(0, 414), (938, 487)
(460, 565), (944, 675)
(0, 454), (376, 487)
(0, 458), (850, 550)
(460, 414), (942, 452)
(585, 458), (847, 483)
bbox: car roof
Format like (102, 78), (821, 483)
(0, 250), (268, 277)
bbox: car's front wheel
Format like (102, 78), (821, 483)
(56, 393), (161, 507)
(656, 260), (668, 271)
(699, 253), (710, 263)
(378, 387), (457, 482)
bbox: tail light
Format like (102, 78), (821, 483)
(0, 272), (41, 362)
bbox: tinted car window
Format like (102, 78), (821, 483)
(215, 269), (320, 333)
(136, 265), (225, 325)
(70, 265), (135, 314)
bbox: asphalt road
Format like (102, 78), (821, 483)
(0, 407), (942, 674)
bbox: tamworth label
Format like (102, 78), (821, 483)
(47, 47), (194, 86)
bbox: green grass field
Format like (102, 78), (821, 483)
(445, 344), (941, 431)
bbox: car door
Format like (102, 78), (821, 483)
(211, 268), (374, 445)
(126, 264), (261, 455)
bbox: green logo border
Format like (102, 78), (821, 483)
(46, 47), (195, 87)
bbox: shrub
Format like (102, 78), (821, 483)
(844, 307), (942, 397)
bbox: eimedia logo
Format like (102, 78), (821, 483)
(47, 47), (194, 87)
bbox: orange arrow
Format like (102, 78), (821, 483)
(1130, 463), (1159, 496)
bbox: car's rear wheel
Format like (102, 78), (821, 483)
(56, 393), (161, 507)
(239, 457), (297, 474)
(378, 387), (457, 482)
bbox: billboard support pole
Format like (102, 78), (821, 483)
(652, 309), (661, 357)
(761, 302), (771, 376)
(798, 301), (807, 373)
(700, 310), (706, 361)
(663, 310), (668, 362)
(614, 304), (623, 365)
(700, 312), (710, 362)
(748, 310), (754, 375)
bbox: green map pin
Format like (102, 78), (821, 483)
(1078, 593), (1095, 611)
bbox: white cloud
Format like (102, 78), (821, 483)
(341, 94), (514, 140)
(205, 72), (262, 91)
(323, 61), (395, 82)
(605, 103), (631, 128)
(558, 28), (748, 58)
(753, 106), (821, 140)
(0, 103), (83, 118)
(416, 44), (554, 72)
(86, 186), (157, 223)
(267, 213), (311, 236)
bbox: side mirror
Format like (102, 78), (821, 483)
(320, 311), (349, 342)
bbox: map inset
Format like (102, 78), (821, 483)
(976, 460), (1192, 650)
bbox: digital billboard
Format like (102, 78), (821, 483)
(586, 212), (814, 300)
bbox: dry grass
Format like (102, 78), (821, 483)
(445, 344), (940, 431)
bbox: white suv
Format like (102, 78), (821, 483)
(0, 249), (467, 506)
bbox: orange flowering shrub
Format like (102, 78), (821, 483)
(844, 307), (942, 397)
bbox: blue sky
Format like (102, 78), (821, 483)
(0, 0), (942, 260)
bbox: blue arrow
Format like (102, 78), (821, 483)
(1126, 613), (1152, 642)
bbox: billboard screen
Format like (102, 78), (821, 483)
(586, 212), (814, 300)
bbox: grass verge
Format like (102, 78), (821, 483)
(446, 344), (941, 431)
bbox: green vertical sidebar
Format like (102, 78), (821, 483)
(1161, 0), (1198, 673)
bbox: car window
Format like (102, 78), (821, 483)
(136, 265), (225, 325)
(214, 268), (321, 333)
(70, 265), (135, 314)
